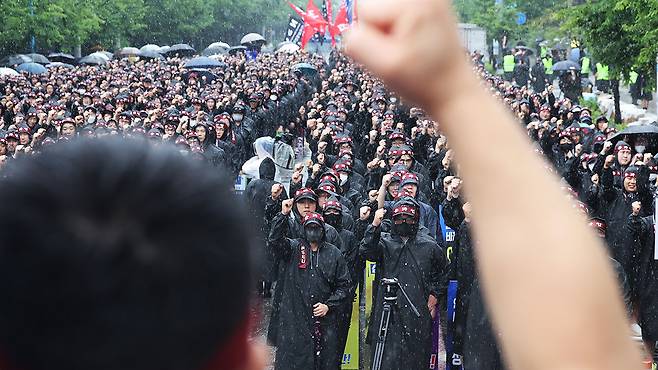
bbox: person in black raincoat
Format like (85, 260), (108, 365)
(322, 197), (359, 362)
(626, 205), (658, 359)
(268, 207), (351, 370)
(265, 188), (344, 347)
(513, 59), (530, 88)
(598, 156), (654, 293)
(193, 122), (227, 169)
(531, 58), (548, 93)
(592, 141), (633, 189)
(360, 197), (446, 370)
(213, 112), (245, 177)
(245, 157), (286, 298)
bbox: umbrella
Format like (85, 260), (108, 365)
(165, 44), (196, 57)
(1, 54), (33, 67)
(158, 45), (171, 54)
(241, 33), (266, 45)
(89, 52), (111, 61)
(184, 56), (226, 69)
(552, 60), (580, 72)
(138, 51), (164, 60)
(117, 47), (140, 57)
(16, 62), (48, 74)
(292, 62), (318, 76)
(48, 52), (76, 63)
(609, 124), (658, 152)
(26, 53), (50, 64)
(46, 62), (74, 69)
(183, 68), (217, 83)
(228, 46), (247, 55)
(207, 42), (230, 50)
(0, 68), (19, 77)
(202, 46), (228, 57)
(276, 43), (300, 54)
(514, 46), (534, 55)
(140, 44), (160, 53)
(78, 55), (107, 66)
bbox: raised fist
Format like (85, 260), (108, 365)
(604, 155), (615, 168)
(372, 208), (387, 227)
(381, 174), (393, 188)
(281, 199), (294, 215)
(271, 183), (284, 200)
(632, 201), (641, 217)
(360, 206), (372, 221)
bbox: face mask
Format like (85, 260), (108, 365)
(323, 213), (342, 229)
(559, 143), (573, 152)
(305, 226), (323, 243)
(339, 173), (349, 186)
(393, 222), (416, 237)
(232, 114), (243, 121)
(635, 145), (646, 154)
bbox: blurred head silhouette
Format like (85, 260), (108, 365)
(0, 139), (266, 370)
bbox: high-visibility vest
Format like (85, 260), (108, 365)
(596, 63), (609, 80)
(629, 71), (639, 84)
(543, 57), (553, 75)
(581, 57), (591, 74)
(540, 46), (548, 58)
(503, 55), (515, 72)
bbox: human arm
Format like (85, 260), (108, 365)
(346, 1), (643, 369)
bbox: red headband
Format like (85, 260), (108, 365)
(392, 205), (417, 217)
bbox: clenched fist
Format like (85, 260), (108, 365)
(372, 208), (387, 227)
(271, 183), (284, 200)
(281, 199), (294, 215)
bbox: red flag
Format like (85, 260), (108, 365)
(331, 1), (350, 36)
(305, 0), (327, 34)
(300, 23), (316, 49)
(291, 0), (329, 49)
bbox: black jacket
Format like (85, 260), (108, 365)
(269, 218), (351, 370)
(360, 224), (446, 370)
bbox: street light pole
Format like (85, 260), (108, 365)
(29, 0), (35, 53)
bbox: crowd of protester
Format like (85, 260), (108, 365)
(0, 46), (656, 369)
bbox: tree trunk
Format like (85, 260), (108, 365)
(73, 45), (82, 58)
(612, 79), (622, 124)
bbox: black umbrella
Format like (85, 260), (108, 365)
(0, 54), (33, 67)
(78, 55), (107, 66)
(165, 44), (196, 57)
(552, 60), (580, 72)
(26, 53), (50, 64)
(182, 69), (217, 83)
(184, 57), (226, 69)
(228, 46), (247, 55)
(609, 123), (658, 152)
(138, 51), (165, 60)
(514, 46), (534, 55)
(48, 52), (76, 64)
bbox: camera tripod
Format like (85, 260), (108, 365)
(371, 277), (421, 370)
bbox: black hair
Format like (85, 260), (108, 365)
(0, 138), (253, 370)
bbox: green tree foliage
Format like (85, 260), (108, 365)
(0, 0), (290, 55)
(455, 0), (521, 44)
(563, 0), (658, 82)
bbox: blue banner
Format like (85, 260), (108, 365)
(446, 280), (463, 370)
